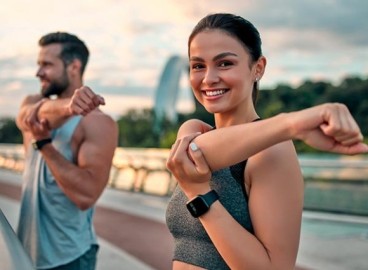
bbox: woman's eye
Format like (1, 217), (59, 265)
(192, 64), (204, 70)
(219, 61), (232, 67)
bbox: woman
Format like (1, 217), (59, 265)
(165, 13), (367, 270)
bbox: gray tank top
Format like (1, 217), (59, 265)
(17, 116), (98, 268)
(166, 161), (253, 269)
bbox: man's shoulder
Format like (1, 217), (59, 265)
(77, 111), (118, 147)
(81, 110), (117, 130)
(85, 109), (115, 121)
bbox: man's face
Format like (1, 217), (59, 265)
(36, 44), (70, 97)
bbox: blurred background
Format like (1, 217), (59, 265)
(0, 0), (367, 149)
(0, 1), (367, 270)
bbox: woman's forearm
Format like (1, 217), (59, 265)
(192, 113), (291, 171)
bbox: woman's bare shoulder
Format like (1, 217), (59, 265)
(251, 140), (297, 164)
(246, 140), (301, 184)
(177, 119), (213, 138)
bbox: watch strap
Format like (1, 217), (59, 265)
(186, 190), (219, 218)
(201, 190), (219, 206)
(32, 138), (52, 150)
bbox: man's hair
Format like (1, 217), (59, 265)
(39, 32), (89, 75)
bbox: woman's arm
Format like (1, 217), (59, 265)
(168, 131), (304, 269)
(198, 142), (304, 269)
(173, 103), (367, 172)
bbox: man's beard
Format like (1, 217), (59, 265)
(41, 73), (69, 97)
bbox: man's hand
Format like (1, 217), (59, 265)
(68, 86), (105, 116)
(24, 99), (51, 140)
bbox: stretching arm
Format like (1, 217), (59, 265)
(176, 103), (368, 172)
(17, 86), (105, 133)
(37, 86), (105, 129)
(35, 112), (118, 210)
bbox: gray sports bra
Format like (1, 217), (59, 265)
(166, 161), (253, 269)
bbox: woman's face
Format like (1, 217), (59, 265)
(189, 29), (257, 114)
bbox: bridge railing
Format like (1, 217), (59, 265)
(1, 144), (367, 209)
(0, 144), (176, 196)
(0, 144), (25, 173)
(109, 147), (176, 196)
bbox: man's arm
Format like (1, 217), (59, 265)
(37, 86), (105, 129)
(17, 86), (105, 136)
(37, 112), (118, 210)
(16, 94), (44, 132)
(16, 94), (47, 150)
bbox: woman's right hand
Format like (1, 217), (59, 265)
(289, 103), (368, 155)
(167, 133), (212, 199)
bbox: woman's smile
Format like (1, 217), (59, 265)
(202, 88), (229, 98)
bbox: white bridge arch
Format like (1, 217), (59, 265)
(153, 55), (193, 133)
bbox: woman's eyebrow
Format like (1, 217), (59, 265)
(189, 52), (238, 62)
(189, 56), (204, 62)
(213, 52), (238, 61)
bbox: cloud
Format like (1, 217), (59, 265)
(0, 0), (367, 118)
(247, 0), (368, 50)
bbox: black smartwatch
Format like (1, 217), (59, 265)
(32, 138), (52, 150)
(186, 190), (219, 218)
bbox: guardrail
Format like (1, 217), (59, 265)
(0, 144), (176, 196)
(0, 209), (35, 270)
(109, 147), (176, 196)
(1, 143), (368, 198)
(0, 144), (24, 173)
(299, 155), (368, 181)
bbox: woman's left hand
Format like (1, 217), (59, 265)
(167, 133), (212, 198)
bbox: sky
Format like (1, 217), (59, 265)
(0, 0), (367, 119)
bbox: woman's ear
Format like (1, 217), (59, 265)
(254, 56), (267, 81)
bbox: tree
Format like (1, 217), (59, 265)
(0, 118), (22, 144)
(117, 109), (159, 148)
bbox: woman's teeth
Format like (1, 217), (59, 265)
(205, 90), (226, 96)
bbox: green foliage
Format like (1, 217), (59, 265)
(0, 118), (22, 144)
(203, 75), (367, 153)
(159, 130), (177, 148)
(116, 109), (160, 148)
(255, 75), (368, 153)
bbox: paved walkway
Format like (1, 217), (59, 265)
(1, 169), (368, 270)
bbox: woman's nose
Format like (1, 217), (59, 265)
(203, 68), (220, 85)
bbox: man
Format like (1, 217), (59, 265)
(16, 32), (118, 270)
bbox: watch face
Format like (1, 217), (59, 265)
(186, 196), (209, 218)
(32, 142), (38, 150)
(31, 138), (52, 150)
